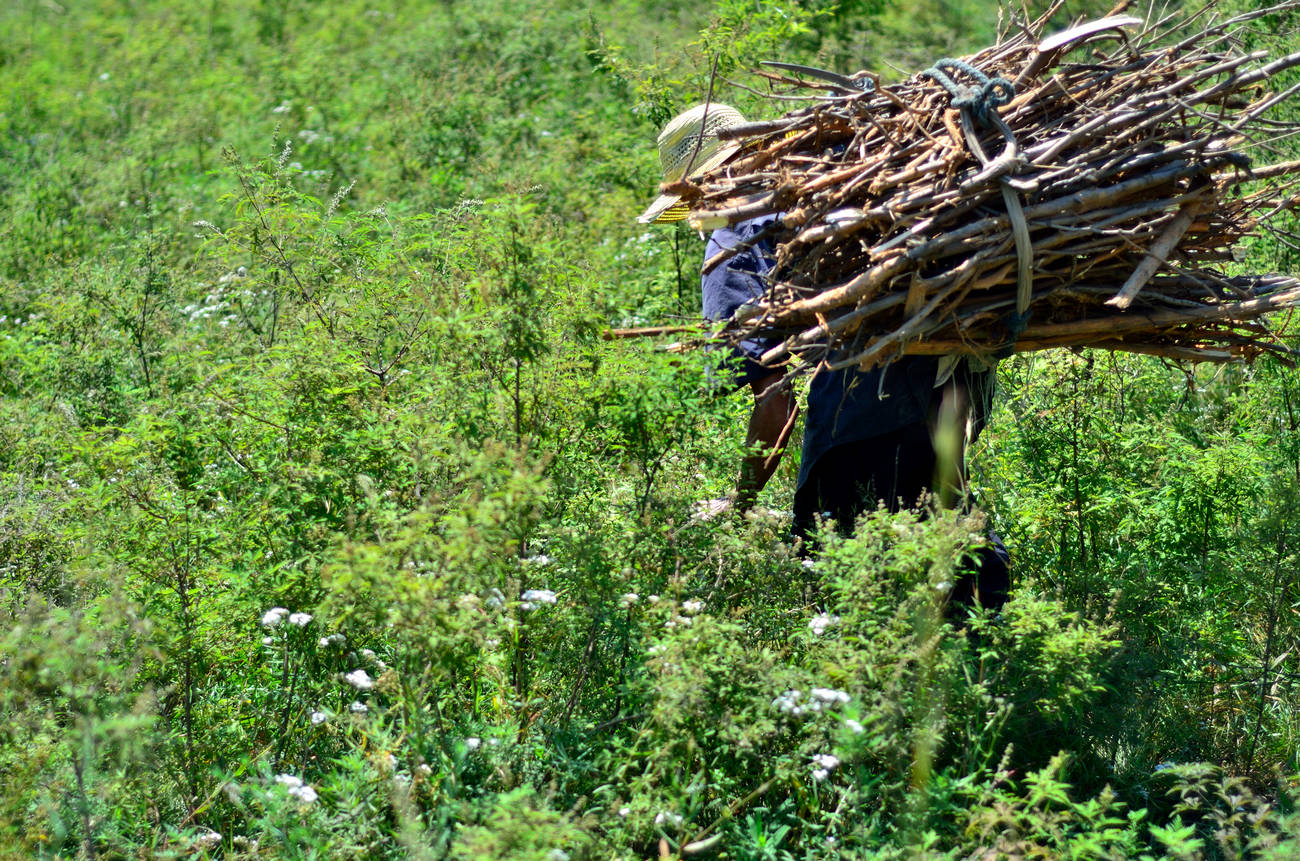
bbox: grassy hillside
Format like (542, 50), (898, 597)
(2, 0), (1300, 858)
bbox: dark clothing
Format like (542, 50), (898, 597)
(703, 217), (954, 486)
(702, 215), (781, 388)
(798, 359), (941, 489)
(702, 218), (1010, 610)
(791, 420), (1011, 611)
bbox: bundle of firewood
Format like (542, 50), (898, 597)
(675, 1), (1300, 371)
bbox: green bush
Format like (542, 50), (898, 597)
(3, 0), (1300, 857)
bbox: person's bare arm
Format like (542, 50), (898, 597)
(732, 372), (799, 512)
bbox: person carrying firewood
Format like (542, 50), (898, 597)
(638, 103), (1009, 611)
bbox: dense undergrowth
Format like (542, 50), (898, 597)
(2, 0), (1300, 857)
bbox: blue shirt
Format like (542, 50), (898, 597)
(701, 215), (782, 388)
(702, 217), (943, 489)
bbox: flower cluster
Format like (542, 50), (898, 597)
(771, 687), (851, 717)
(810, 753), (840, 781)
(808, 612), (841, 636)
(520, 589), (557, 611)
(260, 607), (289, 628)
(811, 687), (850, 706)
(344, 669), (373, 690)
(260, 607), (314, 629)
(274, 773), (318, 805)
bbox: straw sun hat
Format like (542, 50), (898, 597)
(637, 103), (747, 224)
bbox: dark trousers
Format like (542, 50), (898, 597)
(792, 423), (1011, 612)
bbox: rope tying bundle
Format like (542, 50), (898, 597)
(921, 58), (1015, 125)
(923, 58), (1031, 357)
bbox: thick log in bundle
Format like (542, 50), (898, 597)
(678, 1), (1300, 373)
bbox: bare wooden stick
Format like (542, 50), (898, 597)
(602, 325), (705, 340)
(1106, 198), (1202, 309)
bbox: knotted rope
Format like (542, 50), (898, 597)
(924, 58), (1031, 358)
(921, 58), (1016, 125)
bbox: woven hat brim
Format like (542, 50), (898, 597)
(637, 142), (742, 224)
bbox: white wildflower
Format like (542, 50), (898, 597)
(465, 737), (481, 750)
(195, 829), (222, 848)
(288, 612), (312, 627)
(646, 594), (660, 604)
(417, 763), (432, 775)
(654, 811), (684, 827)
(520, 589), (557, 605)
(772, 690), (805, 716)
(620, 593), (639, 607)
(485, 588), (506, 609)
(344, 669), (373, 690)
(98, 72), (110, 82)
(275, 773), (303, 790)
(260, 607), (289, 628)
(680, 600), (705, 615)
(547, 850), (570, 861)
(349, 701), (368, 714)
(272, 101), (292, 114)
(524, 554), (551, 566)
(310, 711), (328, 726)
(618, 806), (631, 817)
(810, 753), (840, 782)
(262, 636), (274, 646)
(360, 648), (377, 661)
(289, 784), (317, 804)
(808, 613), (841, 636)
(844, 719), (865, 734)
(810, 687), (850, 706)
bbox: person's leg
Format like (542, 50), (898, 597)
(948, 532), (1011, 614)
(794, 423), (1010, 612)
(930, 374), (1011, 613)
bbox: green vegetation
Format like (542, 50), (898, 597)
(2, 0), (1299, 857)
